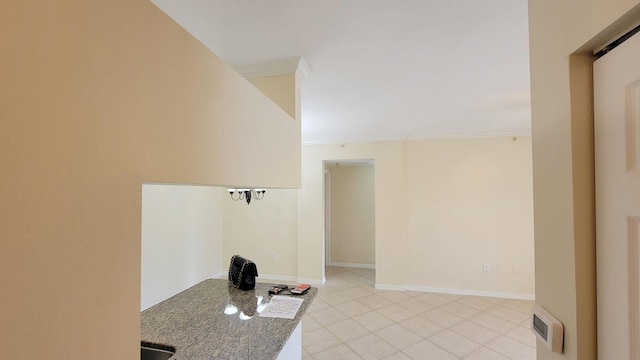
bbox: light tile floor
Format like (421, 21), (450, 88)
(302, 266), (536, 360)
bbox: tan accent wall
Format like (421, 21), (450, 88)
(528, 1), (640, 359)
(0, 1), (299, 358)
(329, 165), (376, 266)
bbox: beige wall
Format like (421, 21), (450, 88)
(223, 189), (299, 280)
(528, 1), (640, 359)
(329, 165), (376, 266)
(0, 1), (299, 358)
(222, 70), (302, 282)
(298, 142), (407, 284)
(298, 137), (534, 296)
(248, 74), (298, 120)
(405, 137), (534, 296)
(141, 184), (224, 310)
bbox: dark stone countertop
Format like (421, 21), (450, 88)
(141, 279), (317, 360)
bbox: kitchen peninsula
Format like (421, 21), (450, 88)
(141, 279), (317, 359)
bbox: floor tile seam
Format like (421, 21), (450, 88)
(485, 332), (538, 356)
(466, 317), (521, 335)
(417, 311), (465, 327)
(308, 346), (366, 360)
(396, 349), (423, 360)
(322, 299), (353, 307)
(483, 300), (534, 314)
(377, 332), (424, 351)
(345, 294), (377, 301)
(502, 332), (537, 349)
(342, 331), (397, 358)
(395, 303), (431, 315)
(450, 297), (491, 308)
(301, 332), (347, 356)
(419, 324), (451, 343)
(446, 324), (502, 345)
(500, 304), (535, 316)
(397, 294), (437, 304)
(418, 301), (450, 310)
(485, 305), (531, 317)
(337, 273), (372, 282)
(469, 345), (512, 360)
(349, 314), (396, 331)
(324, 320), (373, 343)
(482, 342), (524, 360)
(307, 311), (337, 325)
(420, 337), (464, 359)
(471, 309), (527, 332)
(343, 286), (375, 299)
(377, 296), (408, 304)
(428, 330), (485, 357)
(482, 311), (530, 328)
(317, 290), (350, 298)
(453, 299), (494, 312)
(393, 319), (439, 341)
(484, 306), (532, 323)
(333, 307), (373, 319)
(314, 319), (350, 328)
(436, 303), (481, 319)
(368, 307), (402, 324)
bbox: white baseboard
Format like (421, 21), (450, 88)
(217, 270), (532, 299)
(257, 274), (298, 283)
(375, 284), (405, 291)
(329, 262), (375, 269)
(376, 283), (535, 301)
(213, 271), (226, 279)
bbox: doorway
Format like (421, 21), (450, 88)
(323, 160), (376, 270)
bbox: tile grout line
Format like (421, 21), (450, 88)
(304, 267), (535, 360)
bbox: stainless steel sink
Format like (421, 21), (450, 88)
(141, 344), (175, 360)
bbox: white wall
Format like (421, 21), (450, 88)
(141, 184), (224, 310)
(329, 165), (376, 266)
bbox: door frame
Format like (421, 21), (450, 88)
(322, 159), (376, 271)
(323, 168), (332, 267)
(565, 14), (640, 359)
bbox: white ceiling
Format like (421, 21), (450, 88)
(151, 0), (531, 144)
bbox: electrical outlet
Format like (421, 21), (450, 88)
(497, 264), (505, 273)
(271, 251), (276, 260)
(483, 264), (490, 272)
(512, 265), (521, 273)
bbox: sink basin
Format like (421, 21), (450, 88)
(141, 344), (175, 360)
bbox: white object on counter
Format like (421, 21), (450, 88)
(259, 296), (304, 319)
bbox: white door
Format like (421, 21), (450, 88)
(594, 31), (640, 359)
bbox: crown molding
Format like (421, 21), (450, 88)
(232, 56), (312, 80)
(301, 129), (532, 145)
